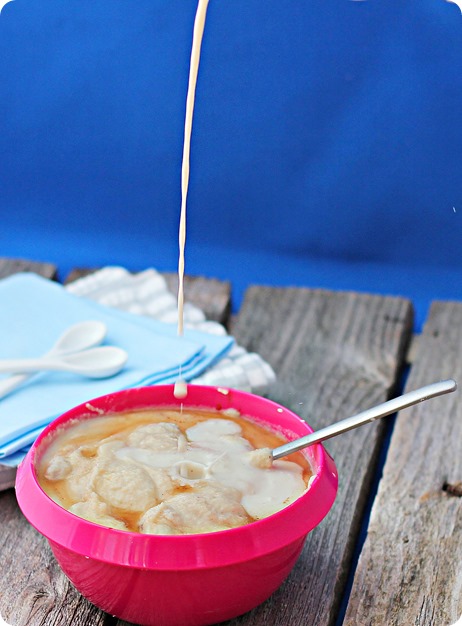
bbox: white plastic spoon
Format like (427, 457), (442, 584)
(270, 379), (457, 461)
(0, 321), (107, 398)
(0, 346), (128, 379)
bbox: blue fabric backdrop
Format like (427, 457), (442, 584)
(1, 0), (461, 329)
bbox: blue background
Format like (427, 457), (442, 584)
(1, 0), (461, 329)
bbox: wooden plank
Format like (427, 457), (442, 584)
(65, 268), (232, 325)
(221, 286), (414, 626)
(163, 272), (231, 325)
(0, 490), (109, 626)
(0, 257), (57, 280)
(0, 259), (58, 491)
(0, 465), (16, 492)
(344, 300), (462, 626)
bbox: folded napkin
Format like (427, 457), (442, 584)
(0, 272), (232, 459)
(0, 268), (275, 465)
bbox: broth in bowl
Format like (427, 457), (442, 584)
(37, 407), (313, 535)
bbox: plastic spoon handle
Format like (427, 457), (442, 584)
(0, 321), (107, 398)
(271, 379), (457, 460)
(0, 346), (127, 379)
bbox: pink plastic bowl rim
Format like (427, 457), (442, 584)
(16, 385), (338, 571)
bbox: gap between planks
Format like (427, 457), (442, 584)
(344, 300), (462, 626)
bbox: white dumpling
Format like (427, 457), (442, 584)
(93, 460), (157, 512)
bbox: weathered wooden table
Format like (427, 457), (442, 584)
(0, 259), (461, 626)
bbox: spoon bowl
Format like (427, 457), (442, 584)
(0, 321), (107, 398)
(49, 320), (107, 354)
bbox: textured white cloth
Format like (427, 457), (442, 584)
(67, 267), (276, 395)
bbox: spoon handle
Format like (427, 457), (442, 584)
(0, 357), (72, 374)
(0, 321), (107, 399)
(271, 379), (457, 460)
(0, 373), (31, 399)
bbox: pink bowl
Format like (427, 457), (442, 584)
(16, 385), (338, 626)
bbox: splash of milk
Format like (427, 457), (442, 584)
(175, 0), (210, 399)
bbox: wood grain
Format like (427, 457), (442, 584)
(0, 490), (110, 626)
(0, 258), (57, 281)
(163, 272), (231, 326)
(222, 286), (414, 626)
(344, 300), (462, 626)
(0, 465), (16, 492)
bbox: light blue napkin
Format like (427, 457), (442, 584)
(0, 273), (233, 458)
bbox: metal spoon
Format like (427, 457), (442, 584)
(0, 346), (128, 379)
(271, 379), (457, 461)
(0, 321), (107, 398)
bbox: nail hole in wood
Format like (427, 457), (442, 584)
(384, 314), (403, 324)
(442, 481), (462, 497)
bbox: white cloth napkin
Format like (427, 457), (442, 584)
(0, 268), (275, 465)
(67, 267), (276, 393)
